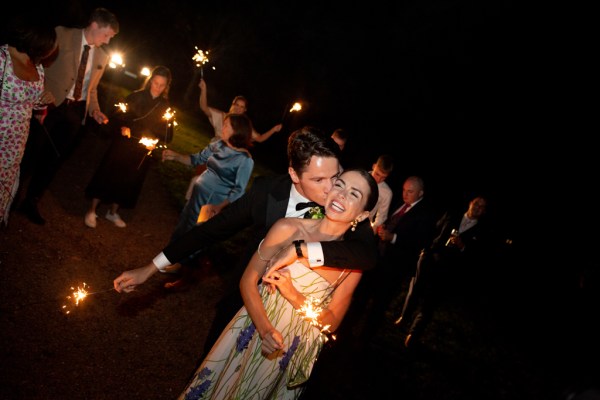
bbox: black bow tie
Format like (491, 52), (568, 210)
(296, 201), (319, 211)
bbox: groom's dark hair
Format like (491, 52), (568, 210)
(288, 126), (340, 174)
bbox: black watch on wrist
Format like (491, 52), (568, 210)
(293, 240), (304, 258)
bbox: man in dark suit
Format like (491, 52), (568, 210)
(398, 195), (495, 348)
(114, 125), (377, 277)
(349, 175), (437, 343)
(18, 8), (118, 225)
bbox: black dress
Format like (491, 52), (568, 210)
(85, 89), (174, 208)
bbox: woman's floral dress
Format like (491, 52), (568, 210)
(179, 261), (334, 400)
(0, 44), (45, 224)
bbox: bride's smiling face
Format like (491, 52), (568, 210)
(324, 170), (370, 224)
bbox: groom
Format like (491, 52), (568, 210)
(114, 126), (377, 291)
(113, 126), (378, 355)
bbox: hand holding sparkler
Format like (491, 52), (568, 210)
(113, 263), (159, 293)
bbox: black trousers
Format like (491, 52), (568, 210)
(22, 100), (86, 201)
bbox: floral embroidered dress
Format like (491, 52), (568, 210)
(180, 261), (334, 400)
(0, 44), (45, 225)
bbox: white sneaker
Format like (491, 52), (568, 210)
(105, 211), (126, 228)
(84, 212), (97, 228)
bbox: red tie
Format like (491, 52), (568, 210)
(73, 45), (90, 101)
(386, 203), (410, 231)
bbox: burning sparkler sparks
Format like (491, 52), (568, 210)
(115, 102), (127, 113)
(61, 283), (113, 314)
(162, 107), (176, 147)
(192, 47), (210, 79)
(296, 296), (334, 343)
(281, 101), (303, 123)
(289, 102), (302, 113)
(137, 137), (160, 169)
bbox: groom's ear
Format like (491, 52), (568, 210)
(288, 167), (300, 183)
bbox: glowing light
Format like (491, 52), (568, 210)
(281, 101), (303, 123)
(139, 137), (159, 149)
(162, 107), (175, 122)
(109, 53), (124, 69)
(192, 47), (210, 67)
(115, 102), (127, 113)
(62, 283), (89, 314)
(140, 67), (151, 77)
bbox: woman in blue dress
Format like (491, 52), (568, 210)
(161, 113), (253, 278)
(179, 169), (378, 400)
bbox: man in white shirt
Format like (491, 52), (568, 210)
(369, 154), (394, 234)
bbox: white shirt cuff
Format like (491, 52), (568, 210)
(306, 242), (324, 267)
(153, 252), (172, 272)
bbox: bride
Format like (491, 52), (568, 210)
(179, 168), (378, 400)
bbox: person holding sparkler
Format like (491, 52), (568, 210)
(177, 169), (378, 399)
(199, 78), (282, 143)
(83, 65), (174, 228)
(160, 112), (254, 284)
(18, 8), (119, 225)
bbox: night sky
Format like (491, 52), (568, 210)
(24, 0), (529, 235)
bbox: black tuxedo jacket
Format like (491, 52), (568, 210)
(163, 174), (378, 270)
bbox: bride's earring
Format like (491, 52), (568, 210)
(351, 219), (359, 232)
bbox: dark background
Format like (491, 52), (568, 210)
(18, 0), (568, 331)
(22, 0), (529, 221)
(7, 1), (600, 397)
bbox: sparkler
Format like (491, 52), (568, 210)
(281, 102), (302, 123)
(162, 107), (175, 147)
(137, 137), (159, 169)
(61, 282), (114, 314)
(115, 102), (127, 113)
(296, 296), (334, 343)
(192, 46), (210, 79)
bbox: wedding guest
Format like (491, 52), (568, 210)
(161, 112), (254, 287)
(84, 65), (174, 228)
(368, 154), (394, 234)
(199, 78), (282, 143)
(357, 175), (437, 343)
(0, 23), (57, 226)
(18, 7), (119, 225)
(399, 195), (495, 348)
(183, 78), (282, 200)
